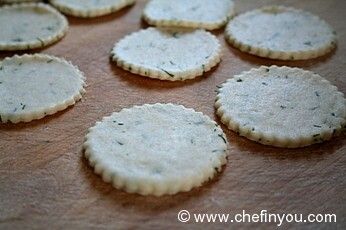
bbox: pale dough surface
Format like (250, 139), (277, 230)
(0, 54), (86, 123)
(143, 0), (234, 30)
(84, 103), (228, 196)
(112, 27), (222, 81)
(225, 6), (337, 60)
(49, 0), (135, 17)
(216, 66), (345, 148)
(0, 3), (68, 51)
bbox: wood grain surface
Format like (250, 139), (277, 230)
(0, 0), (345, 229)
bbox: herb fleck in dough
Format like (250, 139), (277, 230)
(49, 0), (135, 18)
(84, 103), (228, 196)
(0, 3), (68, 51)
(0, 54), (86, 123)
(216, 66), (345, 148)
(111, 27), (222, 81)
(143, 0), (234, 30)
(225, 6), (337, 60)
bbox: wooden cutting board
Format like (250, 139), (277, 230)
(0, 0), (345, 229)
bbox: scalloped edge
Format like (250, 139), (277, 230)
(142, 0), (235, 30)
(225, 5), (337, 60)
(0, 3), (68, 51)
(0, 54), (86, 123)
(215, 65), (346, 148)
(83, 103), (228, 196)
(111, 27), (222, 81)
(49, 0), (135, 18)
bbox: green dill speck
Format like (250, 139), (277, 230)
(18, 62), (22, 66)
(0, 82), (2, 84)
(160, 68), (174, 77)
(218, 134), (227, 144)
(251, 128), (255, 131)
(47, 59), (53, 63)
(117, 141), (124, 145)
(172, 32), (179, 38)
(313, 134), (320, 137)
(303, 41), (312, 46)
(265, 68), (270, 72)
(331, 113), (336, 117)
(313, 125), (322, 128)
(46, 26), (54, 31)
(0, 66), (3, 71)
(37, 37), (44, 46)
(205, 55), (210, 59)
(118, 123), (124, 125)
(21, 104), (26, 110)
(236, 79), (243, 82)
(169, 61), (175, 65)
(262, 82), (268, 86)
(202, 64), (205, 73)
(190, 5), (200, 11)
(315, 91), (320, 97)
(280, 105), (287, 109)
(12, 38), (23, 42)
(309, 106), (319, 111)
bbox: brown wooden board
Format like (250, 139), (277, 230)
(0, 0), (345, 229)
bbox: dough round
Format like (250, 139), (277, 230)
(0, 54), (86, 123)
(111, 27), (222, 81)
(225, 6), (337, 60)
(84, 103), (228, 196)
(0, 3), (68, 51)
(49, 0), (135, 18)
(143, 0), (234, 30)
(215, 66), (345, 148)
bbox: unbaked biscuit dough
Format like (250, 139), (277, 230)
(111, 27), (222, 81)
(84, 103), (228, 196)
(0, 54), (86, 123)
(0, 3), (68, 51)
(225, 6), (337, 60)
(216, 66), (345, 148)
